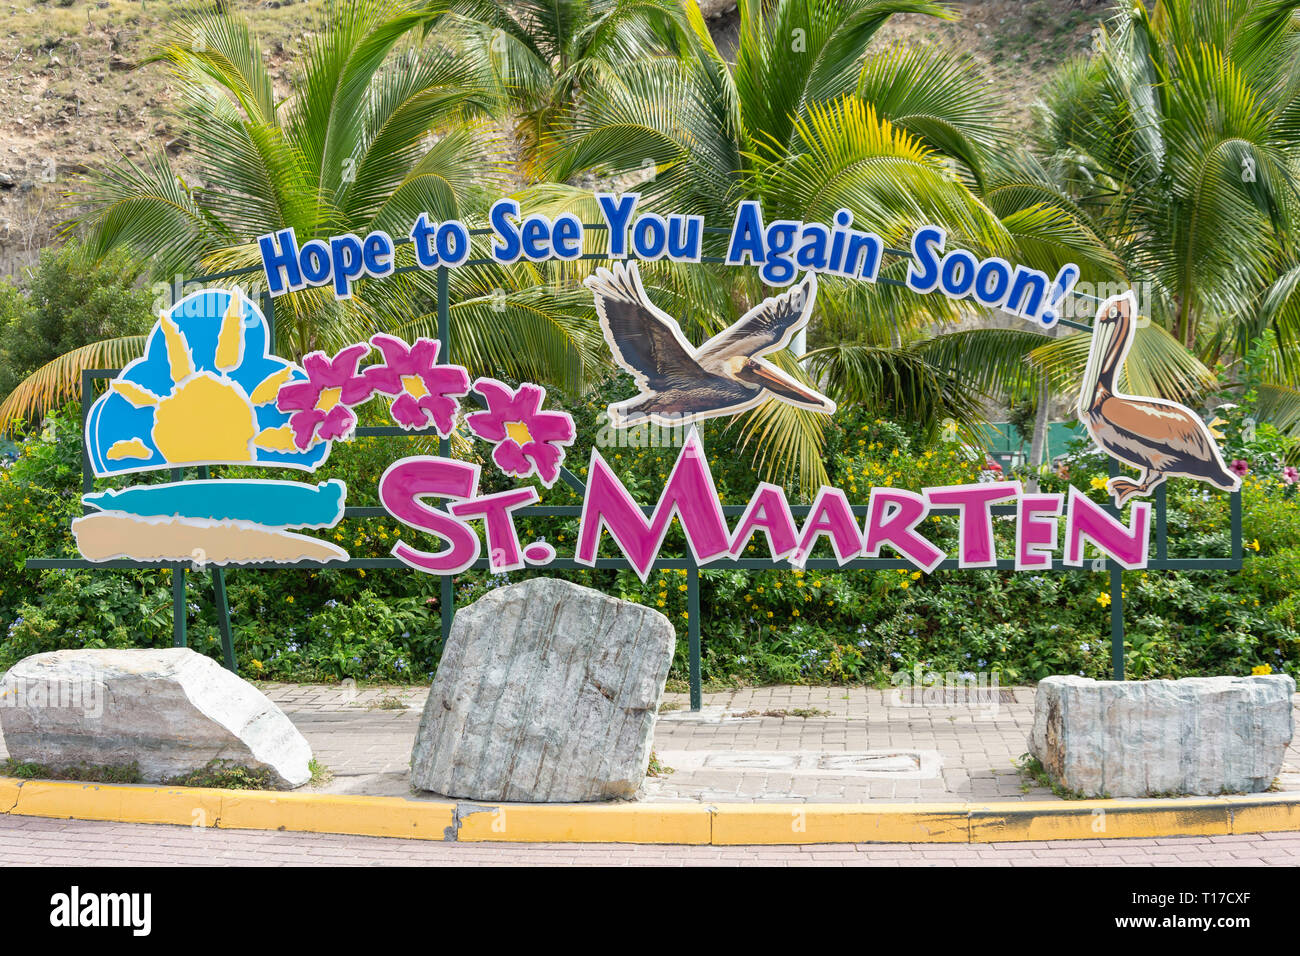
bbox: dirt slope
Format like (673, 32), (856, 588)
(0, 0), (1107, 280)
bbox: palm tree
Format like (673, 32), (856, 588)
(547, 0), (1124, 493)
(422, 0), (691, 179)
(1034, 0), (1300, 386)
(0, 0), (607, 428)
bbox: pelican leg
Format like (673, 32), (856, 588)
(1106, 469), (1165, 508)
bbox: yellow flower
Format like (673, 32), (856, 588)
(250, 659), (264, 672)
(1251, 664), (1273, 676)
(792, 609), (799, 616)
(910, 571), (921, 580)
(900, 581), (910, 590)
(1250, 539), (1260, 552)
(285, 595), (295, 604)
(1089, 476), (1107, 491)
(766, 611), (773, 618)
(1096, 592), (1111, 608)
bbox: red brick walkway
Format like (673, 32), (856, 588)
(1, 816), (1296, 866)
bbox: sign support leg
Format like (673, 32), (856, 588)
(688, 565), (701, 710)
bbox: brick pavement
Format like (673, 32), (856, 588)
(249, 683), (1300, 804)
(2, 682), (1297, 804)
(1, 815), (1296, 865)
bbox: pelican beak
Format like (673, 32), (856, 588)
(741, 360), (833, 409)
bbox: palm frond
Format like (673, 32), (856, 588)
(0, 336), (147, 433)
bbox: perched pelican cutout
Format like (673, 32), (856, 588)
(586, 262), (835, 427)
(1079, 292), (1239, 507)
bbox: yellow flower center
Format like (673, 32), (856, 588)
(505, 420), (533, 445)
(315, 387), (342, 412)
(401, 375), (429, 399)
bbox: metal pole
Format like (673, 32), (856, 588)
(1109, 564), (1124, 680)
(261, 290), (275, 357)
(1107, 456), (1124, 679)
(688, 565), (701, 710)
(197, 465), (237, 672)
(172, 463), (188, 648)
(80, 370), (94, 504)
(437, 265), (455, 646)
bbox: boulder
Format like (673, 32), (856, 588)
(411, 577), (676, 802)
(0, 648), (311, 789)
(1029, 674), (1295, 797)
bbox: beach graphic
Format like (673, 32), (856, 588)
(75, 290), (349, 565)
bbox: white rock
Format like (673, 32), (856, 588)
(0, 648), (312, 789)
(410, 577), (676, 802)
(1029, 674), (1295, 797)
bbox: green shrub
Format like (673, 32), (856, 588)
(1, 382), (1296, 687)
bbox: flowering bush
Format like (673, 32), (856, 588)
(1, 387), (1297, 687)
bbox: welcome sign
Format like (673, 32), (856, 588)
(257, 193), (1081, 327)
(69, 192), (1239, 581)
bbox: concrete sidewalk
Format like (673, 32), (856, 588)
(251, 683), (1300, 804)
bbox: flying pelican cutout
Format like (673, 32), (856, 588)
(586, 262), (836, 427)
(1079, 291), (1239, 507)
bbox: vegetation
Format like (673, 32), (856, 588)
(0, 0), (1298, 691)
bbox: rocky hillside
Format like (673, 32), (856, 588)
(0, 0), (1104, 280)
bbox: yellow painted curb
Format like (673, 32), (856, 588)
(710, 803), (969, 845)
(455, 802), (711, 844)
(968, 798), (1233, 843)
(219, 791), (456, 841)
(2, 777), (1299, 844)
(12, 779), (224, 827)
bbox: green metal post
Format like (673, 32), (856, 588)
(688, 565), (701, 710)
(1107, 456), (1124, 679)
(80, 370), (94, 503)
(170, 467), (187, 647)
(437, 265), (455, 645)
(1109, 564), (1124, 680)
(261, 290), (275, 356)
(197, 465), (237, 672)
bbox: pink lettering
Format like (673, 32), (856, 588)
(1063, 486), (1150, 569)
(379, 456), (481, 574)
(576, 431), (730, 580)
(1016, 493), (1064, 570)
(729, 483), (799, 559)
(924, 481), (1019, 567)
(863, 488), (945, 572)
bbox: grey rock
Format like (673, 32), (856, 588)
(0, 648), (312, 789)
(1029, 674), (1295, 797)
(411, 577), (676, 802)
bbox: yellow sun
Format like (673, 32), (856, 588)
(111, 296), (294, 466)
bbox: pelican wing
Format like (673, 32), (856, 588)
(586, 263), (702, 391)
(696, 272), (818, 368)
(1099, 396), (1218, 460)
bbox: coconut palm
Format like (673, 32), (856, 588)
(0, 0), (607, 429)
(547, 0), (1124, 493)
(1035, 0), (1300, 358)
(421, 0), (691, 179)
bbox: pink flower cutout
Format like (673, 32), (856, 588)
(1230, 458), (1251, 478)
(362, 334), (470, 435)
(276, 343), (372, 449)
(464, 378), (576, 487)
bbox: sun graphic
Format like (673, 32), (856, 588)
(86, 289), (330, 477)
